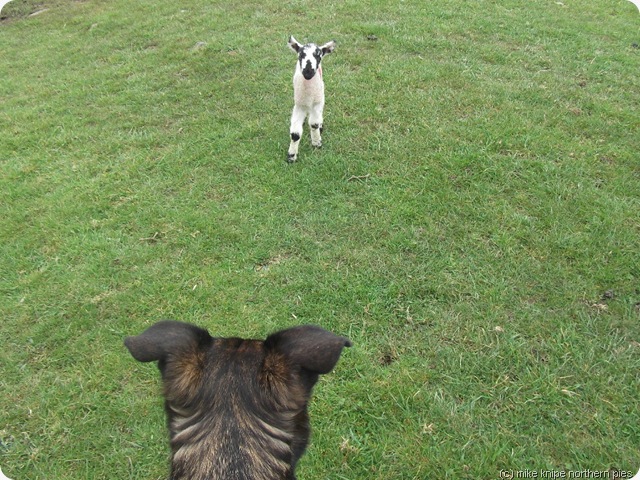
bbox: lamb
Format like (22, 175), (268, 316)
(287, 36), (336, 163)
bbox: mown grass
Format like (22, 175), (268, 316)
(1, 0), (639, 478)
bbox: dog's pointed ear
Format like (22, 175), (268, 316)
(288, 35), (303, 53)
(266, 325), (351, 374)
(124, 320), (212, 363)
(320, 40), (336, 56)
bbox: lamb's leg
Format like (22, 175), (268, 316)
(288, 105), (306, 163)
(309, 103), (324, 148)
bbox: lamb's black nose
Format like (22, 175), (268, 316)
(302, 62), (316, 80)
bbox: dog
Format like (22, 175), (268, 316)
(124, 320), (351, 480)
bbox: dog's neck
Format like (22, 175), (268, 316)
(164, 345), (311, 480)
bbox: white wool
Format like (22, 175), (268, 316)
(293, 64), (324, 109)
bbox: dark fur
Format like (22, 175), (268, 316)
(125, 321), (351, 480)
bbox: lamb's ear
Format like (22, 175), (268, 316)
(288, 35), (302, 53)
(124, 320), (212, 363)
(320, 40), (336, 55)
(265, 325), (351, 374)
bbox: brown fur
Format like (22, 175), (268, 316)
(124, 321), (351, 480)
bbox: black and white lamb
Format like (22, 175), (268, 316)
(287, 36), (336, 163)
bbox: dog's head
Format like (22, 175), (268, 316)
(125, 321), (351, 480)
(288, 35), (336, 80)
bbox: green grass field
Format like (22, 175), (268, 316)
(1, 0), (639, 478)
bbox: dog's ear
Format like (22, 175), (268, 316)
(124, 320), (212, 363)
(266, 325), (351, 374)
(288, 35), (303, 53)
(320, 40), (336, 56)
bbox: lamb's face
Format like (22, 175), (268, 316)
(298, 44), (323, 80)
(288, 36), (336, 81)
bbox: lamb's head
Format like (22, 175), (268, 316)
(289, 36), (336, 80)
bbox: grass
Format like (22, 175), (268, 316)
(1, 0), (639, 478)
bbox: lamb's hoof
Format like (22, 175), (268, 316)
(286, 153), (297, 163)
(312, 142), (322, 149)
